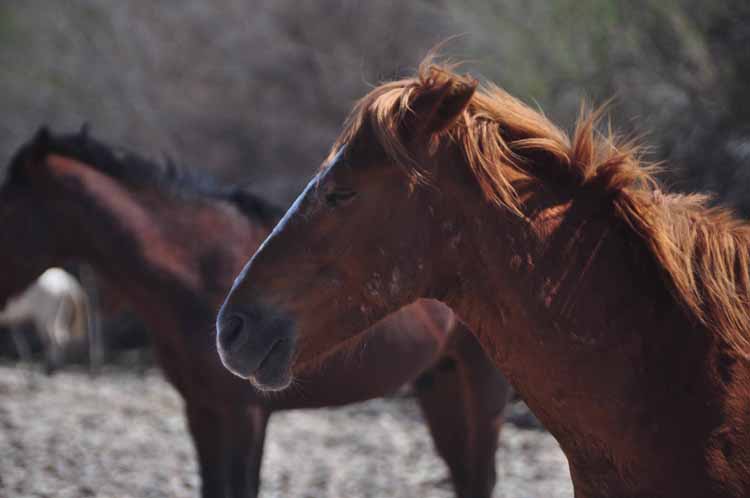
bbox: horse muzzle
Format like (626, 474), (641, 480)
(216, 301), (296, 391)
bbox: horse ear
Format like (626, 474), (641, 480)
(79, 122), (91, 141)
(405, 75), (477, 137)
(31, 126), (52, 157)
(6, 127), (52, 185)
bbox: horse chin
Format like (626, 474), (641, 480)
(247, 337), (296, 392)
(218, 335), (295, 391)
(249, 366), (293, 392)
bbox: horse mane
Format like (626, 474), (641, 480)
(4, 126), (283, 228)
(334, 59), (750, 355)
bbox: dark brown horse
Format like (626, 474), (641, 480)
(0, 128), (510, 498)
(218, 60), (750, 498)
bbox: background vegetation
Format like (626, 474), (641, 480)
(2, 0), (748, 210)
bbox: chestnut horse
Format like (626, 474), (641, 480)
(0, 128), (510, 498)
(218, 61), (750, 498)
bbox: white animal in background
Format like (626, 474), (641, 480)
(0, 268), (91, 373)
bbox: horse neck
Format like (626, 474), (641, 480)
(42, 163), (266, 319)
(438, 191), (722, 477)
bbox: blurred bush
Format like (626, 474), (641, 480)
(1, 0), (748, 210)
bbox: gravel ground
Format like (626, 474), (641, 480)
(0, 363), (572, 498)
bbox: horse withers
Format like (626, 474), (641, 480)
(1, 128), (510, 498)
(218, 59), (750, 498)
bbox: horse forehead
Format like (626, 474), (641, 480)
(318, 146), (345, 180)
(38, 268), (80, 293)
(259, 146), (345, 243)
(280, 150), (346, 218)
(326, 146), (346, 169)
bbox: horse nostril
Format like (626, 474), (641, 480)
(219, 313), (249, 353)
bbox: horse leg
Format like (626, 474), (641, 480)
(10, 325), (37, 388)
(224, 406), (270, 498)
(46, 298), (74, 374)
(42, 319), (63, 375)
(415, 323), (511, 498)
(78, 264), (103, 376)
(87, 316), (103, 376)
(10, 325), (32, 365)
(185, 402), (228, 498)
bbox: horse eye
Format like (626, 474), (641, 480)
(325, 190), (358, 207)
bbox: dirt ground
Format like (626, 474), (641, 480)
(0, 363), (572, 498)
